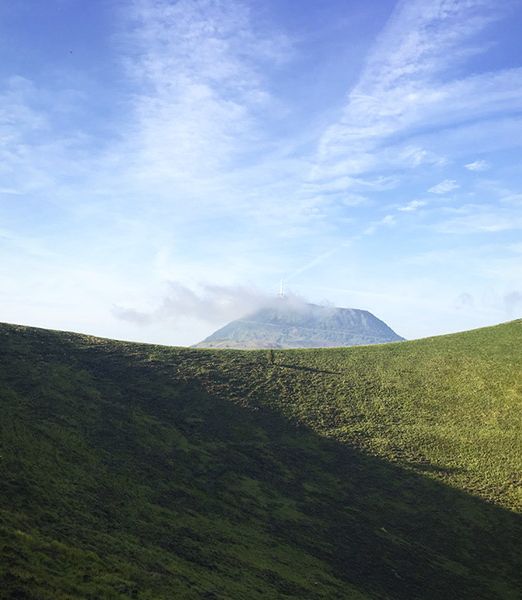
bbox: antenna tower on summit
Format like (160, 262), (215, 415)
(278, 279), (285, 298)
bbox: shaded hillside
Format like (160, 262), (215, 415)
(0, 320), (521, 599)
(194, 301), (404, 348)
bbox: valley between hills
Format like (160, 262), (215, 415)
(0, 320), (521, 599)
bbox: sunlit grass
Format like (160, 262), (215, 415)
(0, 320), (520, 599)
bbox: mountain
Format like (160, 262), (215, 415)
(0, 320), (521, 599)
(194, 300), (404, 348)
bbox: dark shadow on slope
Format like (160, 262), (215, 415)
(0, 324), (521, 600)
(277, 363), (341, 375)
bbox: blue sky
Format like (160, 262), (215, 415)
(1, 0), (522, 345)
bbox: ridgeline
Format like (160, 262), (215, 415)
(0, 320), (521, 599)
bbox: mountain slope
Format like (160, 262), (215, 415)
(0, 320), (521, 599)
(194, 301), (404, 348)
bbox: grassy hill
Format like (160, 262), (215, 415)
(0, 320), (521, 599)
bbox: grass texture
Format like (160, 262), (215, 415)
(0, 320), (521, 598)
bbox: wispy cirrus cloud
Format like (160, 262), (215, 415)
(308, 0), (520, 193)
(0, 73), (109, 207)
(292, 0), (521, 287)
(428, 179), (459, 194)
(465, 159), (489, 172)
(119, 0), (291, 190)
(398, 199), (427, 212)
(437, 204), (522, 234)
(0, 77), (54, 193)
(1, 0), (297, 219)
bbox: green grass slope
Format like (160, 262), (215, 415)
(0, 320), (521, 599)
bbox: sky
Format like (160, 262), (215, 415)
(1, 0), (522, 345)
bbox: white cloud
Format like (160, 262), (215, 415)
(428, 179), (459, 194)
(398, 199), (427, 212)
(381, 214), (396, 225)
(308, 0), (521, 198)
(438, 205), (522, 233)
(113, 282), (306, 326)
(0, 188), (23, 195)
(465, 159), (489, 171)
(501, 193), (522, 205)
(120, 0), (291, 188)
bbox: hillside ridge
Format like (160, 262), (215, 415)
(0, 319), (521, 599)
(1, 317), (518, 349)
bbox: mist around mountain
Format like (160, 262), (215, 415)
(194, 299), (404, 349)
(0, 319), (521, 599)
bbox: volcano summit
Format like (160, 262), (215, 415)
(194, 300), (404, 349)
